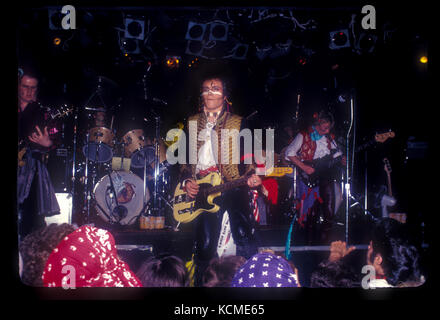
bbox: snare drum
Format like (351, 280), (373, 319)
(83, 127), (115, 163)
(93, 171), (150, 225)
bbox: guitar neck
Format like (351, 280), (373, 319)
(205, 176), (248, 195)
(386, 172), (392, 197)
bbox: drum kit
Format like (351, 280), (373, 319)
(68, 75), (173, 229)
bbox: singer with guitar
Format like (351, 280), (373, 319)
(285, 110), (346, 244)
(178, 73), (274, 286)
(17, 67), (60, 241)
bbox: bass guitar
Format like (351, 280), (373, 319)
(173, 167), (293, 224)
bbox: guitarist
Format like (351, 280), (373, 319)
(17, 67), (60, 242)
(285, 110), (345, 244)
(179, 72), (266, 286)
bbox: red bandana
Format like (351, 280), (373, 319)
(42, 226), (141, 287)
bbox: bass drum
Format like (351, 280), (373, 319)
(93, 171), (150, 225)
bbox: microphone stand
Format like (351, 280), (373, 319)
(106, 170), (126, 225)
(344, 91), (355, 244)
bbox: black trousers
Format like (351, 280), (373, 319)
(193, 186), (259, 286)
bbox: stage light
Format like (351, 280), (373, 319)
(355, 33), (377, 54)
(48, 8), (63, 30)
(185, 40), (204, 57)
(120, 38), (140, 54)
(419, 55), (428, 64)
(209, 22), (228, 41)
(185, 21), (207, 41)
(329, 29), (350, 50)
(230, 43), (248, 60)
(166, 56), (181, 69)
(124, 17), (145, 40)
(53, 37), (62, 46)
(298, 57), (307, 65)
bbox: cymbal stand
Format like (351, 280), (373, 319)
(343, 92), (355, 243)
(83, 129), (91, 223)
(71, 107), (78, 207)
(153, 115), (160, 212)
(83, 76), (108, 109)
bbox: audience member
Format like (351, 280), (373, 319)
(19, 223), (77, 286)
(231, 252), (299, 287)
(310, 257), (360, 288)
(202, 255), (247, 287)
(367, 218), (425, 288)
(136, 254), (188, 287)
(310, 218), (425, 288)
(42, 225), (141, 287)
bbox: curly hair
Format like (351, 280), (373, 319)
(19, 223), (76, 286)
(310, 257), (360, 288)
(136, 254), (188, 287)
(370, 218), (423, 287)
(202, 255), (247, 287)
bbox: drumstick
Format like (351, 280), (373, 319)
(110, 115), (114, 130)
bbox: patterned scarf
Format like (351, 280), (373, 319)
(231, 252), (299, 287)
(42, 226), (141, 287)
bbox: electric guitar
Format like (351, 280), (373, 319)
(18, 105), (73, 167)
(173, 167), (293, 223)
(298, 131), (395, 188)
(382, 158), (406, 223)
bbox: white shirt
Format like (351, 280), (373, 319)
(285, 132), (337, 161)
(196, 122), (217, 173)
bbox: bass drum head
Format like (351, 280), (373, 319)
(93, 171), (150, 225)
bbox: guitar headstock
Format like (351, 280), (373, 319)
(265, 167), (293, 177)
(375, 131), (395, 143)
(383, 157), (392, 174)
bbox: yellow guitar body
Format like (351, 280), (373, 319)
(173, 172), (223, 224)
(172, 167), (293, 224)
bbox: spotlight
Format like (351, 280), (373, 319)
(329, 29), (350, 50)
(419, 55), (428, 64)
(230, 43), (248, 60)
(166, 56), (181, 69)
(53, 37), (62, 46)
(209, 22), (228, 41)
(124, 17), (145, 40)
(355, 33), (377, 54)
(185, 21), (207, 41)
(185, 40), (204, 56)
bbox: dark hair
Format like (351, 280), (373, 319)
(136, 254), (188, 287)
(370, 218), (423, 286)
(19, 223), (76, 286)
(310, 257), (360, 288)
(18, 65), (41, 83)
(197, 71), (231, 112)
(202, 255), (247, 287)
(313, 110), (334, 127)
